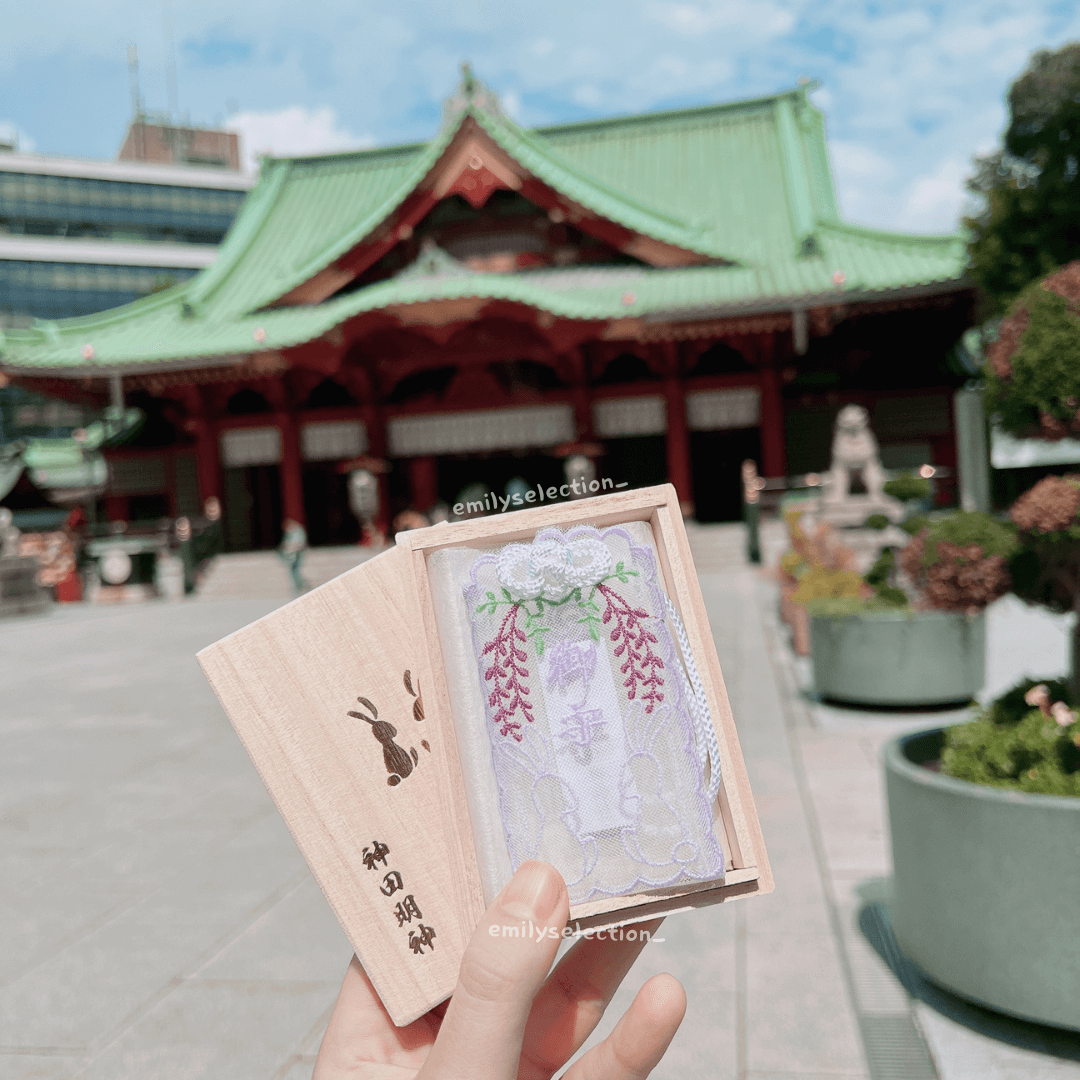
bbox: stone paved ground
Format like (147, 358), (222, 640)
(2, 529), (1080, 1079)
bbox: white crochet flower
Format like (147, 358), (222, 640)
(497, 535), (614, 601)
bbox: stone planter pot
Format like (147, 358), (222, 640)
(885, 728), (1080, 1031)
(810, 610), (984, 706)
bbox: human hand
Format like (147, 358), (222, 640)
(313, 860), (685, 1079)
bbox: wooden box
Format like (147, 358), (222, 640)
(197, 484), (771, 1025)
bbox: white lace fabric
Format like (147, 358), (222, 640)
(454, 523), (725, 904)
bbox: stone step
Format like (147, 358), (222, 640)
(194, 546), (385, 602)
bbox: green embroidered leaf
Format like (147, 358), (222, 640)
(527, 625), (551, 656)
(575, 593), (603, 642)
(501, 587), (513, 602)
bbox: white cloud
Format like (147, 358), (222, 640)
(899, 156), (972, 234)
(0, 120), (35, 152)
(573, 84), (602, 108)
(829, 140), (895, 225)
(648, 0), (795, 40)
(501, 90), (522, 121)
(226, 105), (372, 172)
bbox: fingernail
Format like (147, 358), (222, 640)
(501, 861), (562, 922)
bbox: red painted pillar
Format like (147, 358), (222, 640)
(663, 373), (694, 515)
(759, 364), (787, 479)
(408, 456), (439, 512)
(565, 348), (592, 440)
(365, 406), (390, 535)
(103, 495), (128, 522)
(193, 417), (221, 504)
(279, 413), (306, 525)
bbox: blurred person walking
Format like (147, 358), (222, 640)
(278, 517), (308, 595)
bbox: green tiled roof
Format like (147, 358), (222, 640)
(0, 79), (968, 375)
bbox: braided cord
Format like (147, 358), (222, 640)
(664, 595), (723, 804)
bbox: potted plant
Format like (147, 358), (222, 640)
(806, 511), (1015, 707)
(984, 261), (1080, 699)
(777, 508), (864, 656)
(885, 678), (1080, 1030)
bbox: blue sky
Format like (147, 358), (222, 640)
(2, 0), (1079, 234)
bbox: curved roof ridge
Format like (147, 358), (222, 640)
(185, 158), (294, 309)
(816, 220), (965, 247)
(221, 98), (736, 314)
(533, 85), (814, 138)
(260, 138), (428, 170)
(8, 277), (194, 346)
(469, 104), (726, 257)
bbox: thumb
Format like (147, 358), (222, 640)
(419, 861), (569, 1080)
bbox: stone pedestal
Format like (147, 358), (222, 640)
(0, 556), (52, 618)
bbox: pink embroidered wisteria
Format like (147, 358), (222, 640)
(481, 604), (533, 740)
(596, 582), (664, 712)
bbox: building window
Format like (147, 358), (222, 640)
(0, 259), (197, 320)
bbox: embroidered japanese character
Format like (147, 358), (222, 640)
(545, 640), (598, 693)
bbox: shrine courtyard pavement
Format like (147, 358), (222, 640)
(3, 529), (1080, 1080)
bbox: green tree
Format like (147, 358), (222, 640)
(966, 43), (1080, 315)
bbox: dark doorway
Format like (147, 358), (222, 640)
(223, 464), (282, 551)
(691, 428), (762, 522)
(128, 493), (171, 521)
(600, 435), (667, 492)
(438, 453), (565, 512)
(303, 463), (360, 546)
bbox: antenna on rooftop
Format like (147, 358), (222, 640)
(126, 45), (143, 121)
(163, 0), (179, 122)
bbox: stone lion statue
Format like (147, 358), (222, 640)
(825, 404), (887, 504)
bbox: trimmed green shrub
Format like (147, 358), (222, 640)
(803, 594), (913, 617)
(917, 510), (1018, 567)
(863, 513), (890, 530)
(899, 514), (929, 537)
(874, 585), (909, 608)
(986, 676), (1072, 726)
(942, 709), (1080, 796)
(883, 474), (932, 502)
(941, 677), (1080, 796)
(898, 511), (1016, 612)
(864, 547), (895, 589)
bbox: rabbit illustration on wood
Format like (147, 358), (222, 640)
(348, 695), (418, 786)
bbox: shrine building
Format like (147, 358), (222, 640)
(0, 72), (973, 549)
